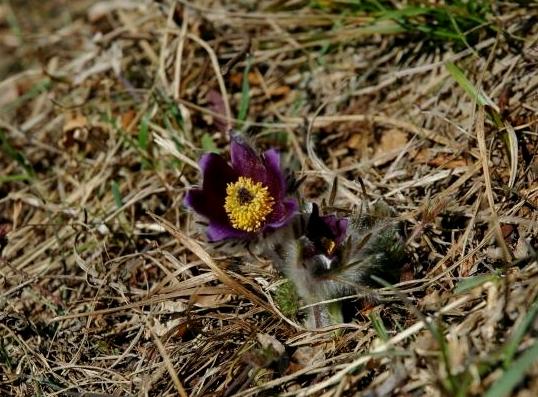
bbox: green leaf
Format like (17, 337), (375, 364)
(377, 6), (435, 20)
(445, 62), (496, 108)
(454, 272), (500, 294)
(503, 296), (538, 367)
(274, 279), (300, 319)
(111, 181), (123, 209)
(485, 341), (538, 397)
(0, 174), (32, 185)
(201, 133), (219, 153)
(138, 116), (150, 151)
(502, 122), (518, 189)
(328, 301), (344, 326)
(0, 129), (34, 178)
(369, 311), (389, 342)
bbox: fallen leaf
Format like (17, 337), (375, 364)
(514, 237), (531, 260)
(152, 317), (182, 337)
(399, 262), (415, 282)
(192, 293), (233, 307)
(290, 345), (325, 371)
(229, 72), (243, 87)
(500, 224), (515, 240)
(63, 113), (88, 133)
(413, 147), (432, 163)
(375, 128), (408, 156)
(347, 130), (370, 151)
(0, 79), (18, 108)
(257, 333), (285, 356)
(121, 110), (137, 130)
(428, 155), (468, 168)
(62, 114), (89, 148)
(229, 71), (263, 87)
(267, 85), (290, 97)
(247, 71), (262, 86)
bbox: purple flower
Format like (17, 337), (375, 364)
(184, 134), (298, 242)
(303, 204), (349, 258)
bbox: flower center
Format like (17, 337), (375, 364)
(323, 239), (336, 256)
(224, 176), (275, 232)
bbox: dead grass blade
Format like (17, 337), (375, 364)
(148, 212), (272, 311)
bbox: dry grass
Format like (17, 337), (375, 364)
(1, 1), (537, 396)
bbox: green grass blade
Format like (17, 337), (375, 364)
(237, 55), (252, 122)
(369, 311), (389, 342)
(503, 123), (518, 189)
(138, 116), (150, 151)
(485, 341), (538, 397)
(111, 181), (123, 209)
(445, 62), (495, 108)
(377, 6), (434, 20)
(0, 174), (33, 185)
(454, 272), (500, 294)
(503, 296), (538, 367)
(0, 129), (35, 177)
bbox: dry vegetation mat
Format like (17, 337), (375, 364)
(1, 0), (537, 396)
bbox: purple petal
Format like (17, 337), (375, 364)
(207, 89), (228, 133)
(207, 221), (251, 242)
(266, 197), (299, 229)
(184, 189), (226, 223)
(262, 148), (286, 200)
(321, 215), (349, 244)
(230, 133), (266, 182)
(201, 153), (237, 210)
(199, 153), (237, 190)
(263, 148), (280, 169)
(306, 204), (349, 245)
(185, 153), (237, 224)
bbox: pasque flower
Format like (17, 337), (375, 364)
(184, 133), (298, 241)
(266, 202), (405, 327)
(301, 204), (349, 262)
(295, 203), (405, 298)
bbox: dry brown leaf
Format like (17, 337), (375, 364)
(257, 333), (285, 356)
(347, 130), (370, 151)
(120, 110), (137, 130)
(290, 345), (325, 370)
(229, 72), (243, 87)
(399, 263), (415, 283)
(0, 79), (18, 108)
(229, 71), (265, 87)
(413, 147), (432, 163)
(375, 128), (408, 156)
(192, 293), (234, 307)
(267, 85), (291, 97)
(63, 113), (88, 133)
(152, 317), (182, 337)
(428, 155), (469, 168)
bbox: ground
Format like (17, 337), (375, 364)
(1, 1), (537, 396)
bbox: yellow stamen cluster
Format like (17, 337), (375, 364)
(324, 239), (336, 255)
(224, 176), (274, 232)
